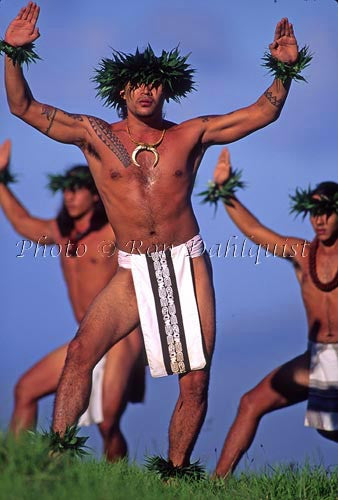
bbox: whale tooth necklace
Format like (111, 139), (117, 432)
(126, 124), (166, 168)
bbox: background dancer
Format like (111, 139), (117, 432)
(0, 139), (145, 461)
(211, 148), (337, 478)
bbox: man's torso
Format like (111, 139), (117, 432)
(78, 117), (205, 252)
(294, 243), (338, 343)
(51, 221), (116, 322)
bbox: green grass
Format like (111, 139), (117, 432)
(0, 433), (337, 500)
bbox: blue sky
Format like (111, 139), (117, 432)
(1, 0), (337, 470)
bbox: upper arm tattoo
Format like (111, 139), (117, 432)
(87, 116), (131, 168)
(41, 104), (57, 135)
(263, 90), (284, 108)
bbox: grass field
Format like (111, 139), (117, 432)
(0, 433), (337, 500)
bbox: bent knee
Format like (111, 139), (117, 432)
(14, 376), (36, 406)
(238, 391), (262, 418)
(66, 337), (91, 367)
(180, 370), (209, 403)
(99, 418), (120, 438)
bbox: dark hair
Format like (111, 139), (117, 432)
(117, 103), (128, 119)
(56, 165), (108, 237)
(312, 181), (338, 198)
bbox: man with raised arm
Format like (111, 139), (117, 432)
(0, 139), (145, 462)
(3, 1), (305, 472)
(211, 148), (337, 478)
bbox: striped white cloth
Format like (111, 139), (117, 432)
(305, 341), (338, 431)
(118, 235), (207, 377)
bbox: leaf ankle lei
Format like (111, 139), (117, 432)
(0, 40), (40, 66)
(145, 455), (206, 480)
(41, 425), (89, 457)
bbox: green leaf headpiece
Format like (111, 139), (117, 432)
(47, 169), (96, 194)
(93, 44), (196, 109)
(290, 186), (338, 218)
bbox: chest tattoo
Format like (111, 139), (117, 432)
(88, 116), (131, 168)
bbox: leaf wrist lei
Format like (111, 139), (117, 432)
(93, 44), (196, 109)
(0, 39), (40, 66)
(0, 168), (17, 186)
(262, 45), (312, 83)
(198, 169), (246, 210)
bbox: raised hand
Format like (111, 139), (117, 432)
(0, 140), (11, 171)
(269, 18), (298, 65)
(5, 2), (40, 47)
(213, 147), (231, 186)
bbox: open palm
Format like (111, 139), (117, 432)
(5, 2), (40, 47)
(269, 18), (298, 65)
(213, 148), (232, 186)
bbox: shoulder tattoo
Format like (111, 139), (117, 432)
(62, 110), (84, 121)
(87, 116), (131, 168)
(41, 104), (58, 135)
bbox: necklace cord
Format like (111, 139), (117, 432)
(126, 125), (166, 147)
(309, 238), (338, 292)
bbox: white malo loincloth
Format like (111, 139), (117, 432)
(118, 234), (207, 378)
(78, 355), (106, 427)
(305, 341), (338, 431)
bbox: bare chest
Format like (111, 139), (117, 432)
(84, 119), (200, 195)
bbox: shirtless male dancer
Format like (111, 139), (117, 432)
(4, 2), (301, 467)
(211, 148), (337, 478)
(0, 139), (144, 461)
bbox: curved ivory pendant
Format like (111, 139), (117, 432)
(131, 144), (159, 168)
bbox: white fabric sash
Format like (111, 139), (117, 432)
(78, 355), (106, 426)
(119, 235), (207, 377)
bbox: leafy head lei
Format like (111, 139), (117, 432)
(47, 166), (97, 194)
(290, 181), (338, 218)
(93, 44), (196, 110)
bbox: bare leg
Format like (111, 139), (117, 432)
(53, 268), (139, 433)
(168, 254), (215, 466)
(215, 351), (310, 478)
(10, 344), (68, 435)
(98, 327), (144, 462)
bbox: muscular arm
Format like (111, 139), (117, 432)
(4, 3), (88, 145)
(213, 148), (305, 259)
(0, 139), (55, 243)
(224, 194), (303, 258)
(0, 183), (55, 243)
(5, 58), (87, 144)
(198, 18), (298, 146)
(200, 78), (291, 146)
